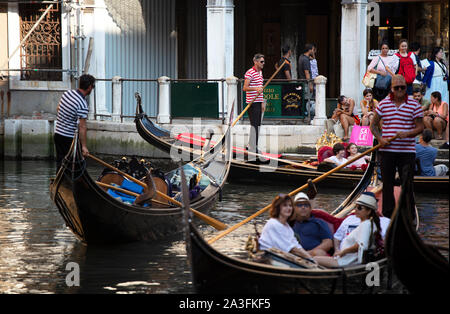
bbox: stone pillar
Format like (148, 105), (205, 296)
(340, 0), (368, 113)
(226, 76), (238, 124)
(157, 76), (171, 124)
(312, 75), (327, 126)
(111, 76), (122, 123)
(207, 0), (234, 115)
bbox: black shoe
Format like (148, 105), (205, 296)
(439, 142), (449, 149)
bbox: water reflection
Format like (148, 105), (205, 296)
(0, 160), (448, 293)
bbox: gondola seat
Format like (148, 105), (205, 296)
(311, 209), (345, 235)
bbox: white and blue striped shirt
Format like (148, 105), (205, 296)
(55, 89), (89, 138)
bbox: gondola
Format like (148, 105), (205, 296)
(134, 102), (448, 193)
(384, 174), (449, 294)
(182, 147), (399, 294)
(49, 121), (232, 245)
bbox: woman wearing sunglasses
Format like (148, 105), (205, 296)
(258, 194), (313, 261)
(314, 192), (383, 268)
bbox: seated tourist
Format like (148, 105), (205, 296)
(323, 142), (348, 167)
(345, 142), (370, 170)
(423, 91), (448, 140)
(258, 194), (313, 260)
(314, 192), (383, 268)
(415, 129), (449, 176)
(360, 88), (379, 126)
(412, 87), (430, 111)
(290, 192), (333, 257)
(333, 208), (390, 254)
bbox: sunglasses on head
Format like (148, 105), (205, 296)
(393, 85), (406, 91)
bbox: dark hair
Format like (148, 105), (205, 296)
(398, 39), (408, 48)
(410, 42), (420, 52)
(363, 88), (373, 97)
(253, 53), (264, 61)
(304, 43), (314, 53)
(332, 142), (346, 155)
(338, 95), (346, 105)
(79, 74), (96, 90)
(380, 41), (389, 49)
(422, 129), (433, 143)
(269, 194), (295, 219)
(346, 142), (357, 153)
(281, 45), (290, 55)
(429, 47), (443, 62)
(412, 87), (423, 95)
(431, 91), (442, 102)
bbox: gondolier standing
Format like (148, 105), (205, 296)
(370, 75), (424, 218)
(243, 53), (265, 153)
(54, 74), (95, 172)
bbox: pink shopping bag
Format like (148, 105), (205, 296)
(349, 125), (373, 146)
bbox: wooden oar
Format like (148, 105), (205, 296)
(207, 137), (395, 244)
(231, 59), (287, 127)
(87, 154), (228, 231)
(177, 133), (317, 170)
(96, 181), (170, 207)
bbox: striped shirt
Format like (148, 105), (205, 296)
(55, 89), (89, 138)
(375, 95), (423, 153)
(244, 66), (264, 103)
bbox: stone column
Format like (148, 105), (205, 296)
(226, 76), (238, 124)
(157, 76), (171, 124)
(111, 76), (122, 122)
(312, 75), (327, 126)
(207, 0), (234, 115)
(340, 0), (368, 113)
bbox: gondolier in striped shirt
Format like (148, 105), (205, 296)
(243, 53), (265, 153)
(370, 75), (424, 218)
(54, 74), (95, 172)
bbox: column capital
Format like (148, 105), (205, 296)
(207, 0), (234, 9)
(314, 75), (327, 85)
(158, 76), (170, 84)
(226, 76), (238, 85)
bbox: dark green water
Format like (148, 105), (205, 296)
(0, 160), (448, 294)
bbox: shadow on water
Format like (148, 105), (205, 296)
(0, 160), (448, 293)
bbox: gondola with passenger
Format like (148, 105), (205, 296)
(49, 121), (232, 245)
(182, 146), (400, 294)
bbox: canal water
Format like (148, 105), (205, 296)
(0, 160), (448, 294)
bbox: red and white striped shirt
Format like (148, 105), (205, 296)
(244, 66), (264, 104)
(375, 95), (423, 153)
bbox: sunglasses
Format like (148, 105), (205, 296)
(356, 205), (364, 211)
(296, 203), (310, 208)
(259, 60), (265, 64)
(393, 85), (406, 91)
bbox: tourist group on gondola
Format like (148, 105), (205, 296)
(50, 45), (449, 295)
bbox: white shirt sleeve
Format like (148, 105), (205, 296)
(258, 218), (302, 252)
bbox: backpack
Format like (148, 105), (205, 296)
(395, 52), (416, 84)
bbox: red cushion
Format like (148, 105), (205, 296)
(317, 146), (333, 163)
(311, 209), (345, 234)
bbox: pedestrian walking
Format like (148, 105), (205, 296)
(423, 46), (449, 104)
(243, 53), (265, 153)
(391, 39), (418, 95)
(54, 74), (95, 172)
(370, 75), (424, 218)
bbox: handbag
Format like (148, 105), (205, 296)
(374, 57), (392, 90)
(362, 71), (377, 88)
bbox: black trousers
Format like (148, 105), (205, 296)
(379, 151), (416, 218)
(54, 133), (74, 173)
(247, 102), (262, 151)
